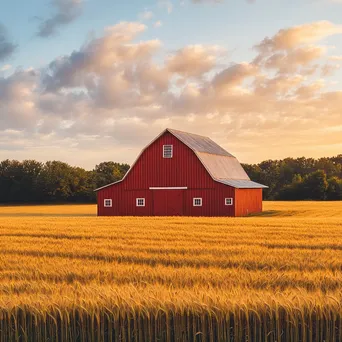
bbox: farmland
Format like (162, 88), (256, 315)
(0, 202), (341, 341)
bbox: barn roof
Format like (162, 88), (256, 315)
(95, 128), (268, 191)
(167, 129), (267, 189)
(167, 129), (234, 157)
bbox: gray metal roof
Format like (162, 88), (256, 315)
(218, 179), (269, 189)
(167, 129), (234, 157)
(167, 129), (267, 189)
(196, 153), (250, 180)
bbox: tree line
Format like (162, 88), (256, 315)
(0, 160), (129, 204)
(0, 156), (341, 204)
(242, 155), (342, 200)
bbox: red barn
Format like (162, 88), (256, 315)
(95, 128), (268, 217)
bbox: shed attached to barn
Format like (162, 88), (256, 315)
(95, 128), (268, 217)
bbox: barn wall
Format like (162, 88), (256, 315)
(184, 182), (235, 216)
(234, 188), (263, 217)
(96, 130), (264, 217)
(97, 183), (237, 216)
(97, 185), (154, 216)
(97, 185), (236, 216)
(97, 182), (121, 216)
(123, 132), (214, 190)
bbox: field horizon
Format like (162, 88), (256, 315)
(0, 201), (341, 341)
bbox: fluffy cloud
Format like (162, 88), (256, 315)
(158, 1), (173, 13)
(0, 24), (17, 61)
(139, 10), (154, 21)
(255, 21), (342, 53)
(167, 45), (222, 77)
(212, 63), (258, 90)
(37, 0), (83, 37)
(0, 64), (12, 71)
(1, 20), (342, 167)
(42, 22), (159, 91)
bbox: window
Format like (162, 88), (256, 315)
(136, 198), (145, 207)
(163, 145), (173, 158)
(193, 198), (202, 207)
(225, 198), (233, 206)
(104, 199), (112, 207)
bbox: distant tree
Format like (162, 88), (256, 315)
(301, 170), (328, 200)
(244, 156), (341, 201)
(93, 161), (130, 189)
(37, 161), (75, 202)
(0, 160), (44, 203)
(256, 160), (281, 199)
(277, 174), (303, 200)
(326, 177), (342, 200)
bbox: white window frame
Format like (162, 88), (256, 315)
(193, 198), (202, 207)
(225, 198), (233, 206)
(104, 199), (112, 207)
(136, 198), (146, 207)
(163, 145), (173, 158)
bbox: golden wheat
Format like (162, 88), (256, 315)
(0, 201), (341, 341)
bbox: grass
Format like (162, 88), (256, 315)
(0, 201), (341, 341)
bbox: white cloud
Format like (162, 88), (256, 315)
(154, 21), (163, 28)
(158, 1), (173, 13)
(0, 64), (12, 71)
(167, 45), (223, 77)
(330, 55), (342, 61)
(1, 20), (342, 167)
(139, 10), (154, 21)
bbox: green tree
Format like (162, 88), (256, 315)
(326, 177), (342, 200)
(93, 161), (130, 189)
(301, 170), (328, 200)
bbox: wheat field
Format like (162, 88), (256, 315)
(0, 202), (341, 341)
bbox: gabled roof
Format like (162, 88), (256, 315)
(95, 128), (268, 191)
(168, 129), (234, 157)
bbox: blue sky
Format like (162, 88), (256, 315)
(4, 0), (342, 69)
(0, 0), (342, 168)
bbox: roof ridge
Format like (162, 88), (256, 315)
(166, 128), (211, 140)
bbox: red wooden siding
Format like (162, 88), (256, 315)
(234, 188), (263, 216)
(97, 181), (236, 217)
(96, 130), (265, 217)
(123, 132), (214, 189)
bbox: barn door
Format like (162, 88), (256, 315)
(153, 190), (184, 216)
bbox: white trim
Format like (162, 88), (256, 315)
(136, 198), (145, 207)
(193, 198), (202, 207)
(149, 187), (187, 190)
(104, 199), (112, 207)
(95, 179), (123, 192)
(163, 144), (173, 158)
(225, 198), (233, 206)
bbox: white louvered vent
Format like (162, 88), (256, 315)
(163, 145), (173, 158)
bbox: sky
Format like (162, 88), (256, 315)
(0, 0), (342, 169)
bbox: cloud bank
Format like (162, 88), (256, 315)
(0, 24), (17, 61)
(37, 0), (83, 37)
(1, 21), (342, 168)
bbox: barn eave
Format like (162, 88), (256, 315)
(94, 179), (123, 192)
(216, 179), (269, 189)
